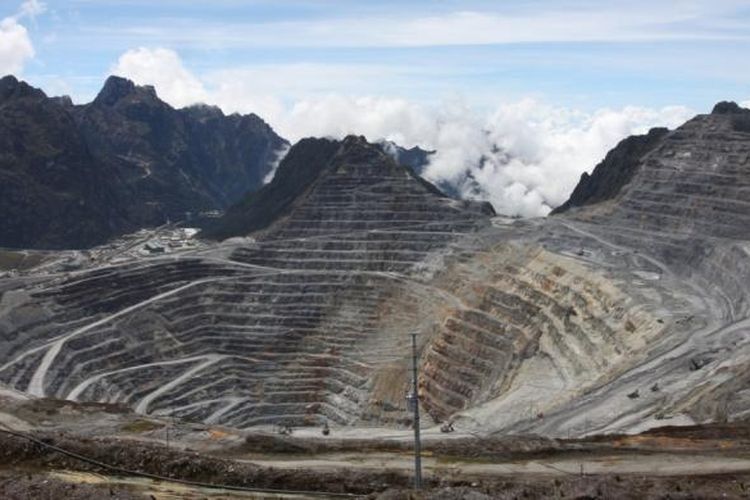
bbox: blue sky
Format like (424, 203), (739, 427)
(2, 0), (750, 216)
(6, 0), (750, 110)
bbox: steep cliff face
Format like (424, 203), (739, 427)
(180, 104), (285, 202)
(0, 75), (287, 249)
(0, 76), (123, 249)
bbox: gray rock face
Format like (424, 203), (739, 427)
(378, 141), (434, 175)
(201, 137), (342, 240)
(557, 103), (750, 239)
(711, 101), (750, 115)
(551, 127), (669, 215)
(0, 76), (123, 250)
(711, 101), (750, 133)
(0, 75), (287, 249)
(206, 135), (492, 242)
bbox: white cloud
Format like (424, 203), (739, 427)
(17, 0), (46, 20)
(108, 47), (693, 217)
(262, 144), (291, 185)
(267, 96), (693, 216)
(742, 100), (750, 109)
(454, 101), (691, 216)
(111, 47), (208, 107)
(204, 64), (401, 123)
(265, 94), (690, 216)
(278, 94), (438, 145)
(0, 17), (34, 75)
(0, 1), (47, 76)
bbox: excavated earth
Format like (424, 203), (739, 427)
(2, 393), (750, 498)
(2, 104), (750, 496)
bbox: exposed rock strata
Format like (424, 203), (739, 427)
(2, 105), (750, 438)
(0, 137), (494, 428)
(551, 127), (669, 215)
(556, 102), (750, 240)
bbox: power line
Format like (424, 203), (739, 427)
(0, 423), (358, 498)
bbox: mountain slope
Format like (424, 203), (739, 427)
(0, 75), (287, 249)
(0, 136), (495, 429)
(550, 127), (669, 215)
(553, 102), (750, 239)
(203, 135), (492, 240)
(201, 137), (341, 240)
(0, 76), (123, 249)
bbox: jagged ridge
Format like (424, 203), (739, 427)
(203, 136), (492, 240)
(0, 75), (288, 249)
(556, 101), (750, 239)
(551, 127), (669, 215)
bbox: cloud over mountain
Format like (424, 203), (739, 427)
(111, 47), (208, 108)
(112, 47), (692, 216)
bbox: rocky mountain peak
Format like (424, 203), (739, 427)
(183, 103), (225, 121)
(203, 135), (493, 240)
(340, 134), (369, 147)
(333, 135), (397, 170)
(93, 75), (158, 107)
(0, 74), (46, 103)
(0, 74), (19, 95)
(0, 75), (287, 249)
(551, 126), (669, 215)
(711, 101), (750, 115)
(708, 101), (750, 133)
(555, 103), (750, 238)
(379, 141), (434, 171)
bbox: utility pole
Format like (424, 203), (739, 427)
(409, 333), (423, 490)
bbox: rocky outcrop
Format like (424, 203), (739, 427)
(201, 138), (341, 240)
(551, 127), (669, 215)
(204, 136), (491, 241)
(0, 75), (287, 249)
(0, 76), (123, 250)
(711, 101), (750, 115)
(379, 141), (434, 174)
(711, 101), (750, 133)
(556, 102), (750, 239)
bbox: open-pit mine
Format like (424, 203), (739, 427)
(2, 101), (750, 498)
